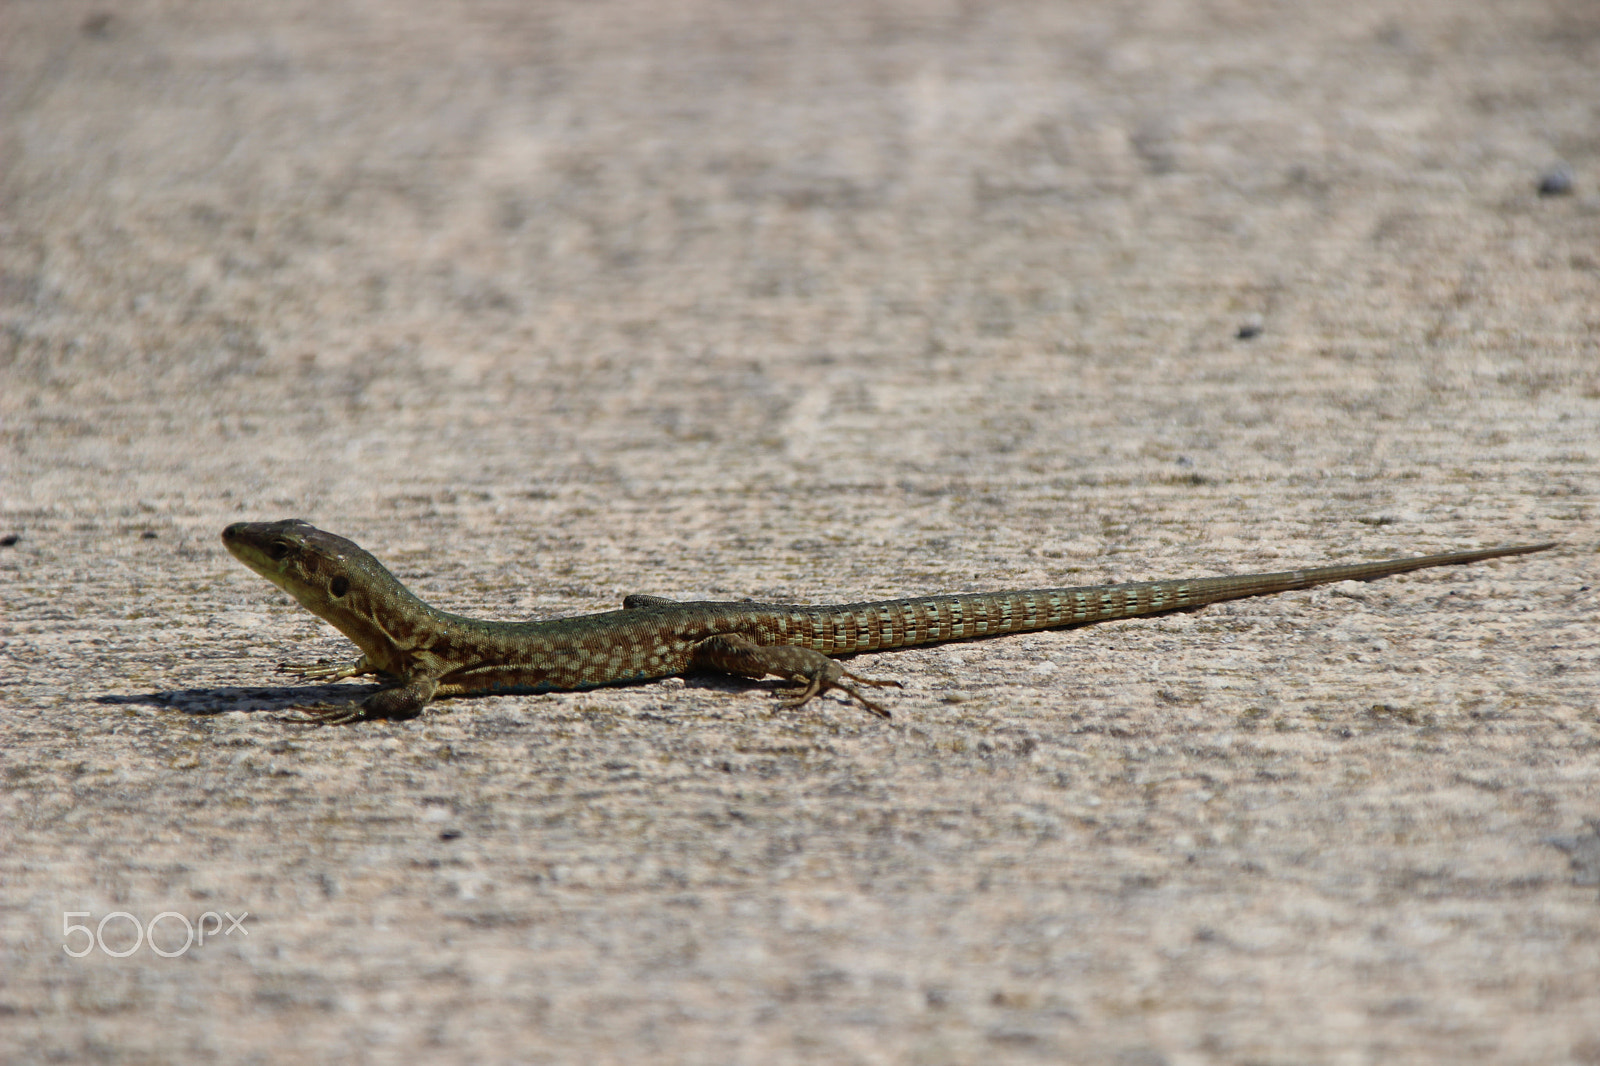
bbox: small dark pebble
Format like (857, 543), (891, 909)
(1546, 819), (1600, 887)
(438, 829), (463, 842)
(141, 530), (159, 539)
(1236, 315), (1263, 340)
(0, 534), (18, 547)
(1538, 166), (1574, 197)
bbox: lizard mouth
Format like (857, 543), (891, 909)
(221, 520), (309, 593)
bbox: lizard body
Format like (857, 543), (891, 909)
(221, 520), (1553, 723)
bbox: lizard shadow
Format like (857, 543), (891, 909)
(95, 677), (797, 720)
(95, 669), (870, 717)
(95, 683), (384, 717)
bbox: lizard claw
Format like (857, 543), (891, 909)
(785, 670), (901, 720)
(271, 700), (368, 726)
(832, 671), (902, 720)
(278, 657), (370, 683)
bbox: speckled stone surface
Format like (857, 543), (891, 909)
(3, 2), (1598, 1062)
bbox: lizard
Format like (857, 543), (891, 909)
(221, 519), (1553, 724)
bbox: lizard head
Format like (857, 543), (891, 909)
(222, 519), (424, 667)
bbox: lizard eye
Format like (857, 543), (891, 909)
(267, 540), (293, 561)
(329, 575), (349, 598)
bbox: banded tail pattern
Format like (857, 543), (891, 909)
(772, 543), (1554, 656)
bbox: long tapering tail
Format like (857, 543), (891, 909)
(785, 543), (1554, 654)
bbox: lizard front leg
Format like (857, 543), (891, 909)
(688, 633), (901, 719)
(285, 678), (440, 725)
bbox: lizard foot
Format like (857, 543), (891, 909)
(277, 656), (375, 683)
(786, 669), (902, 720)
(275, 679), (439, 725)
(273, 700), (370, 726)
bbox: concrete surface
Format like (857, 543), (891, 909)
(3, 1), (1599, 1062)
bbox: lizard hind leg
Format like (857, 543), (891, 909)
(688, 633), (901, 720)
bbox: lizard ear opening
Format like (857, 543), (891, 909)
(330, 575), (350, 598)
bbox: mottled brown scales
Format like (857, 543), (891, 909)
(221, 520), (1554, 724)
